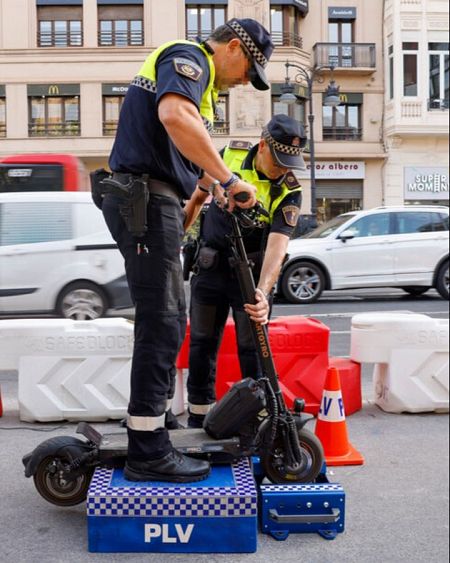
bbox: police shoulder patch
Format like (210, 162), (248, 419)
(282, 205), (300, 227)
(284, 173), (301, 190)
(228, 140), (253, 151)
(173, 58), (203, 81)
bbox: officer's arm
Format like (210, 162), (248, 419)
(183, 186), (210, 231)
(158, 94), (256, 208)
(257, 232), (290, 296)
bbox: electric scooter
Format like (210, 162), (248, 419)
(22, 199), (324, 507)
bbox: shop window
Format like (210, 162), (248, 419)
(37, 6), (82, 47)
(186, 5), (226, 41)
(428, 43), (449, 109)
(28, 94), (80, 137)
(323, 102), (362, 141)
(0, 97), (5, 137)
(103, 95), (125, 136)
(98, 5), (143, 46)
(213, 95), (229, 135)
(403, 42), (418, 97)
(270, 5), (302, 48)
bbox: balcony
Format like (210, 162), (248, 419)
(271, 31), (303, 49)
(212, 121), (230, 136)
(313, 43), (376, 73)
(323, 127), (363, 141)
(98, 30), (143, 47)
(103, 121), (118, 136)
(28, 122), (81, 137)
(428, 98), (449, 111)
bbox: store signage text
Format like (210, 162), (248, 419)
(328, 7), (356, 19)
(297, 161), (365, 179)
(404, 167), (449, 200)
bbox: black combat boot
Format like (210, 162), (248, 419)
(187, 411), (205, 429)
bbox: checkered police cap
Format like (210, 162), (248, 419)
(262, 114), (307, 170)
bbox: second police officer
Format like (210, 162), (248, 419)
(184, 114), (307, 428)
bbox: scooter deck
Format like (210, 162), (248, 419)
(77, 422), (243, 465)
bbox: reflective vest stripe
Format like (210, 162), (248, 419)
(189, 402), (216, 415)
(127, 414), (166, 431)
(137, 40), (218, 131)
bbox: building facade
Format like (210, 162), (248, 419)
(383, 0), (449, 207)
(1, 0), (388, 220)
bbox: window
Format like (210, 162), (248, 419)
(37, 6), (82, 47)
(0, 96), (5, 137)
(103, 95), (125, 136)
(270, 5), (302, 48)
(429, 42), (449, 109)
(346, 213), (391, 238)
(328, 18), (354, 67)
(323, 101), (362, 141)
(213, 95), (229, 135)
(29, 94), (80, 137)
(98, 5), (143, 46)
(272, 97), (306, 126)
(388, 45), (394, 100)
(403, 42), (418, 97)
(0, 202), (72, 246)
(394, 212), (448, 234)
(186, 5), (226, 41)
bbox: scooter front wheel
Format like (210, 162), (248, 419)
(33, 439), (94, 506)
(261, 427), (324, 484)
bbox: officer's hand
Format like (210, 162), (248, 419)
(244, 288), (269, 325)
(213, 185), (228, 209)
(227, 180), (257, 211)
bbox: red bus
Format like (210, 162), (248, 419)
(0, 154), (89, 192)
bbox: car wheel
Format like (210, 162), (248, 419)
(281, 261), (325, 304)
(436, 261), (449, 300)
(401, 287), (430, 297)
(56, 281), (108, 320)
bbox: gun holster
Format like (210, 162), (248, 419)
(89, 168), (110, 210)
(196, 245), (219, 272)
(182, 237), (200, 281)
(95, 171), (149, 238)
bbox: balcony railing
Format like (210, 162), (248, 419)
(212, 121), (230, 136)
(98, 30), (143, 46)
(271, 31), (303, 49)
(313, 43), (376, 69)
(428, 98), (449, 111)
(28, 122), (81, 137)
(103, 121), (118, 136)
(38, 31), (83, 47)
(0, 123), (5, 137)
(323, 127), (363, 141)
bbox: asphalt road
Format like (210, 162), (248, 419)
(0, 289), (448, 562)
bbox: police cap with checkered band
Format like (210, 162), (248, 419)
(225, 18), (274, 91)
(263, 114), (307, 170)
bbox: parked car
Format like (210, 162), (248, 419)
(278, 206), (449, 304)
(0, 192), (132, 319)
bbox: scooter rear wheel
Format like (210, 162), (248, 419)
(261, 427), (324, 484)
(33, 438), (94, 506)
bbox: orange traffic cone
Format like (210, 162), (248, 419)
(315, 367), (364, 466)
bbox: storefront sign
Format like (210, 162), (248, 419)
(102, 84), (130, 96)
(27, 84), (80, 97)
(328, 7), (357, 19)
(322, 92), (363, 104)
(404, 167), (449, 200)
(297, 161), (365, 179)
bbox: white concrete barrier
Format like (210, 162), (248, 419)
(351, 312), (449, 413)
(0, 318), (185, 421)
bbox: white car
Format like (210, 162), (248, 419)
(0, 192), (132, 319)
(278, 206), (449, 304)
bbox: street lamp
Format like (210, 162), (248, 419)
(280, 61), (341, 231)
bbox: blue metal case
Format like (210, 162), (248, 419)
(259, 482), (346, 540)
(87, 458), (258, 553)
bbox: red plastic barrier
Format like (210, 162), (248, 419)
(176, 316), (362, 416)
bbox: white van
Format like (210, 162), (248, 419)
(0, 192), (132, 319)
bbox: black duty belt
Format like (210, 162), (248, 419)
(112, 173), (181, 203)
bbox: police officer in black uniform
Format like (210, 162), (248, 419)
(184, 115), (306, 427)
(102, 19), (274, 482)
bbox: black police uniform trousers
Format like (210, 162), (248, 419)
(102, 193), (186, 461)
(188, 256), (264, 408)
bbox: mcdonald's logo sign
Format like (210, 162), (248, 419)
(339, 93), (348, 103)
(48, 85), (60, 95)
